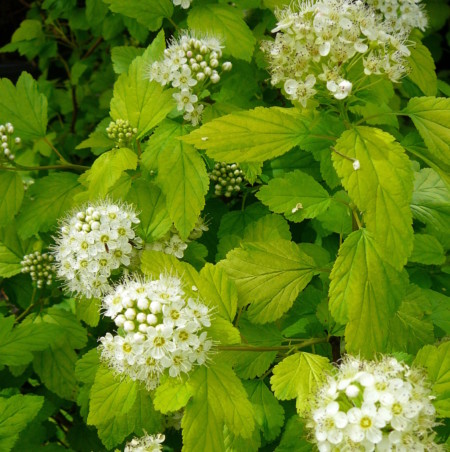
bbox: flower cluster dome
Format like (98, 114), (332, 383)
(124, 433), (165, 452)
(148, 32), (232, 125)
(99, 274), (213, 390)
(145, 217), (208, 259)
(53, 201), (141, 299)
(307, 356), (443, 451)
(261, 0), (413, 106)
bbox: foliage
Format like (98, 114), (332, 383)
(0, 0), (449, 450)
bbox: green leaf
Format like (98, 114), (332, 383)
(410, 233), (445, 265)
(111, 46), (144, 74)
(386, 285), (434, 354)
(229, 316), (282, 379)
(141, 120), (186, 172)
(42, 307), (87, 349)
(17, 172), (83, 239)
(75, 297), (100, 327)
(221, 240), (317, 323)
(183, 107), (312, 163)
(0, 317), (62, 366)
(427, 289), (450, 334)
(182, 361), (255, 451)
(156, 140), (209, 240)
(218, 204), (269, 238)
(188, 4), (255, 61)
(414, 341), (450, 417)
(333, 127), (414, 270)
(244, 380), (284, 442)
(75, 349), (99, 385)
(257, 170), (331, 222)
(33, 339), (78, 401)
(411, 168), (450, 233)
(276, 415), (312, 452)
(407, 41), (437, 96)
(329, 229), (407, 356)
(404, 97), (450, 184)
(0, 72), (47, 140)
(81, 147), (137, 198)
(196, 263), (238, 322)
(103, 0), (173, 31)
(141, 250), (198, 293)
(316, 190), (352, 235)
(153, 375), (193, 414)
(270, 352), (331, 414)
(0, 223), (33, 277)
(0, 173), (23, 227)
(87, 365), (138, 426)
(0, 394), (44, 451)
(242, 214), (292, 243)
(126, 179), (171, 242)
(110, 51), (174, 138)
(350, 102), (399, 128)
(224, 424), (261, 452)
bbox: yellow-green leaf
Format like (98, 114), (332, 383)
(333, 127), (414, 270)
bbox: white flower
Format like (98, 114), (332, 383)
(173, 0), (192, 9)
(145, 217), (208, 259)
(124, 433), (165, 452)
(347, 404), (386, 444)
(313, 401), (348, 445)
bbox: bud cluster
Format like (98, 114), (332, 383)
(106, 119), (137, 148)
(209, 162), (246, 197)
(145, 217), (208, 259)
(307, 356), (443, 451)
(99, 274), (213, 390)
(148, 32), (232, 126)
(53, 201), (142, 299)
(124, 433), (165, 452)
(261, 0), (413, 107)
(367, 0), (427, 33)
(0, 122), (21, 161)
(21, 251), (56, 289)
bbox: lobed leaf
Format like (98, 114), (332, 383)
(221, 240), (317, 324)
(329, 229), (407, 356)
(270, 352), (331, 414)
(333, 127), (414, 270)
(182, 107), (312, 163)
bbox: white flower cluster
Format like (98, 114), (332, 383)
(210, 162), (246, 197)
(106, 119), (138, 148)
(53, 201), (141, 299)
(148, 32), (232, 125)
(21, 251), (56, 289)
(99, 274), (213, 390)
(307, 356), (444, 452)
(0, 122), (20, 161)
(145, 217), (208, 259)
(173, 0), (192, 9)
(124, 433), (165, 452)
(367, 0), (427, 33)
(261, 0), (412, 106)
